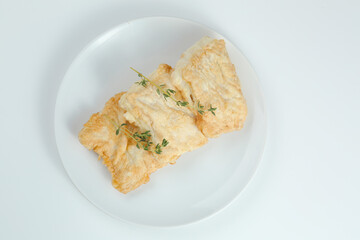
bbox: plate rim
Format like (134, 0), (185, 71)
(54, 16), (268, 228)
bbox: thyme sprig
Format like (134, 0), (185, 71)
(130, 67), (218, 115)
(132, 67), (182, 103)
(207, 104), (217, 116)
(104, 115), (168, 154)
(131, 67), (216, 115)
(197, 101), (205, 115)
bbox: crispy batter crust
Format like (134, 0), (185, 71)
(171, 37), (247, 137)
(78, 37), (247, 194)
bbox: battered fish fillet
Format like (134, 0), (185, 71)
(78, 93), (158, 193)
(79, 64), (207, 194)
(171, 36), (247, 137)
(79, 37), (247, 194)
(119, 64), (208, 165)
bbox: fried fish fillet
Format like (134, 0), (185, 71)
(78, 93), (158, 193)
(79, 64), (207, 193)
(119, 64), (208, 164)
(79, 37), (247, 194)
(171, 36), (247, 137)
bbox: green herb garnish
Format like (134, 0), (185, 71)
(131, 67), (216, 116)
(207, 104), (217, 116)
(104, 115), (168, 154)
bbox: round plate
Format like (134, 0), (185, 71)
(55, 17), (266, 227)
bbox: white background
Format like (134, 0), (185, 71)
(1, 0), (359, 239)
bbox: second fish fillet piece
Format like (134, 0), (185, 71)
(171, 36), (247, 138)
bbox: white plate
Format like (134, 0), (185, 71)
(55, 17), (266, 227)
